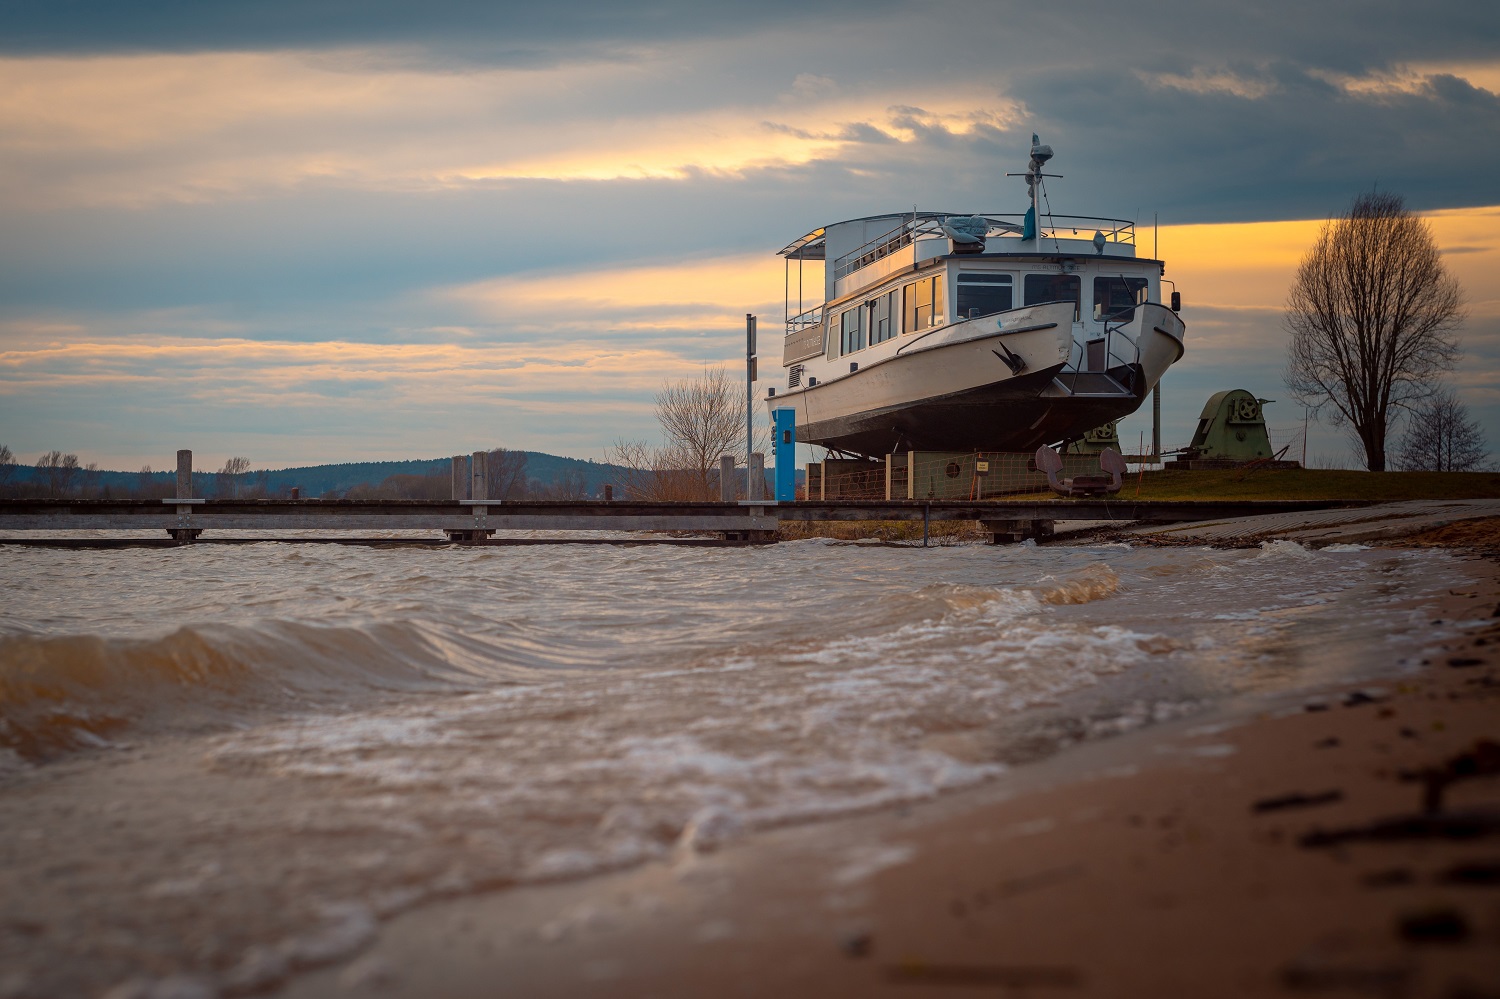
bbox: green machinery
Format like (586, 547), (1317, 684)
(1169, 389), (1298, 468)
(1065, 421), (1120, 454)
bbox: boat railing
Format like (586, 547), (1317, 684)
(1060, 303), (1144, 394)
(1025, 215), (1136, 246)
(830, 217), (937, 282)
(785, 303), (824, 337)
(1103, 307), (1143, 390)
(832, 214), (1138, 283)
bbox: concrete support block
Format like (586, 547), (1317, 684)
(747, 453), (765, 501)
(979, 519), (1054, 545)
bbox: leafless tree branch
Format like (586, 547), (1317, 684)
(1284, 191), (1465, 471)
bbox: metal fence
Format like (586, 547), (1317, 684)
(807, 450), (1121, 501)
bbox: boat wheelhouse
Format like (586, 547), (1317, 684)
(768, 136), (1185, 457)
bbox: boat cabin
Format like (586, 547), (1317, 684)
(779, 212), (1165, 378)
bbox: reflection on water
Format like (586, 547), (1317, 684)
(0, 539), (1478, 996)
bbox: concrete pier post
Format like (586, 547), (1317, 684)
(451, 456), (468, 500)
(168, 449), (202, 542)
(471, 451), (488, 502)
(442, 451), (494, 544)
(747, 453), (765, 501)
(719, 455), (735, 502)
(176, 450), (192, 500)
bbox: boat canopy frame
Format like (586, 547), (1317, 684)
(780, 212), (1137, 335)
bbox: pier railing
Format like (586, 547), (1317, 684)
(0, 450), (1367, 546)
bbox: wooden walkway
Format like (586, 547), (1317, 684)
(0, 497), (1373, 546)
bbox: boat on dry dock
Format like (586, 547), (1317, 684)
(768, 135), (1186, 457)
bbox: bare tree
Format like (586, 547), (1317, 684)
(216, 456), (252, 498)
(1391, 385), (1489, 472)
(485, 448), (530, 501)
(604, 439), (708, 501)
(35, 450), (81, 496)
(0, 444), (14, 489)
(609, 366), (765, 500)
(1285, 192), (1465, 471)
(531, 468), (589, 500)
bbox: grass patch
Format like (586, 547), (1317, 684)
(1121, 468), (1500, 502)
(776, 520), (987, 544)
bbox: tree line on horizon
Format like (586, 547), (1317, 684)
(0, 447), (616, 500)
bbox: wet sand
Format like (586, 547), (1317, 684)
(275, 527), (1500, 999)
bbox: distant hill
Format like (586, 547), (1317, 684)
(260, 453), (629, 497)
(3, 450), (637, 499)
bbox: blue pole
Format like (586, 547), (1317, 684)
(772, 408), (797, 501)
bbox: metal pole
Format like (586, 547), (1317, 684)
(1152, 383), (1161, 460)
(1303, 408), (1310, 466)
(746, 314), (756, 466)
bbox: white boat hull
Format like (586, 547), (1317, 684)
(768, 301), (1184, 456)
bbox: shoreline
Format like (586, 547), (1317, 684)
(273, 536), (1500, 998)
(4, 515), (1496, 998)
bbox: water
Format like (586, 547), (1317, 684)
(0, 538), (1481, 996)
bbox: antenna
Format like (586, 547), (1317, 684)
(1006, 133), (1062, 250)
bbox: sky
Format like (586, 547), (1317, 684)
(2, 0), (1498, 473)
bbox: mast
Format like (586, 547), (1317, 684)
(1008, 134), (1058, 248)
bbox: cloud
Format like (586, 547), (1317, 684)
(2, 1), (1499, 468)
(0, 1), (906, 60)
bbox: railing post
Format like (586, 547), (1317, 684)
(747, 453), (765, 501)
(719, 455), (735, 502)
(471, 451), (487, 502)
(451, 455), (468, 500)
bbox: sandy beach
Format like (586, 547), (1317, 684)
(269, 521), (1500, 999)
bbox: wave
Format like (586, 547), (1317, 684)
(1038, 564), (1122, 605)
(0, 620), (529, 761)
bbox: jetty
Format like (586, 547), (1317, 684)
(0, 449), (1394, 546)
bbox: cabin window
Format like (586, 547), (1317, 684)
(956, 273), (1013, 320)
(1092, 277), (1149, 323)
(1023, 274), (1080, 321)
(840, 306), (865, 355)
(904, 276), (944, 332)
(870, 290), (899, 345)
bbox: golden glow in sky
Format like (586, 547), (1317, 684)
(2, 8), (1498, 467)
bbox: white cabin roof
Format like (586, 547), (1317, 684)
(781, 212), (1147, 304)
